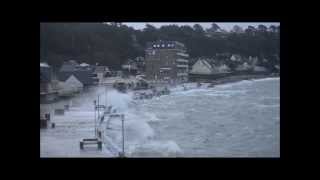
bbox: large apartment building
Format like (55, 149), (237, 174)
(145, 40), (189, 82)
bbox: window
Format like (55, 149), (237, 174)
(149, 50), (155, 55)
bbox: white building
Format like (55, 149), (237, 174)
(79, 63), (90, 67)
(191, 59), (230, 75)
(65, 75), (83, 92)
(57, 75), (83, 96)
(230, 54), (242, 62)
(216, 64), (231, 73)
(236, 62), (252, 71)
(190, 59), (214, 75)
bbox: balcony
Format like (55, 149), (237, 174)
(176, 58), (188, 63)
(160, 67), (172, 71)
(177, 72), (188, 76)
(176, 64), (188, 68)
(176, 52), (189, 57)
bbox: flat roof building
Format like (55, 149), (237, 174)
(145, 40), (189, 82)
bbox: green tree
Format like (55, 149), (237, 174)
(231, 25), (243, 33)
(40, 23), (279, 72)
(257, 24), (268, 32)
(193, 24), (205, 35)
(206, 23), (220, 33)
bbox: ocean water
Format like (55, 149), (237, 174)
(40, 78), (280, 157)
(123, 78), (280, 157)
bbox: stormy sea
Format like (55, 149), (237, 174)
(40, 77), (280, 157)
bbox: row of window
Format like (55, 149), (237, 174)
(177, 69), (188, 73)
(152, 44), (175, 48)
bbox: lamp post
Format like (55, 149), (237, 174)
(119, 114), (125, 157)
(97, 95), (100, 137)
(105, 86), (108, 108)
(93, 100), (97, 137)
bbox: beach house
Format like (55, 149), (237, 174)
(190, 59), (214, 75)
(40, 62), (58, 103)
(189, 59), (230, 81)
(58, 60), (98, 87)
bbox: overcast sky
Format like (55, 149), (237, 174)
(122, 22), (280, 31)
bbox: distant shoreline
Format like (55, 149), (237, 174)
(147, 73), (279, 91)
(40, 73), (279, 105)
(207, 73), (279, 86)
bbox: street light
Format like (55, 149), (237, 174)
(120, 114), (125, 157)
(93, 100), (97, 137)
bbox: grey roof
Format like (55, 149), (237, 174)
(40, 73), (50, 83)
(40, 66), (52, 83)
(40, 62), (50, 67)
(66, 60), (79, 66)
(58, 70), (96, 86)
(58, 61), (98, 85)
(60, 64), (77, 72)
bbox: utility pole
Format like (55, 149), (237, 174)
(94, 100), (97, 137)
(105, 85), (108, 109)
(97, 95), (100, 137)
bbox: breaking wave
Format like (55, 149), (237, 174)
(98, 88), (182, 157)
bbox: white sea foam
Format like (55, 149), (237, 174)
(128, 140), (182, 157)
(42, 78), (279, 157)
(252, 77), (280, 82)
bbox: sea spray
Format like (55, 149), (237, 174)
(127, 140), (182, 157)
(104, 90), (133, 113)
